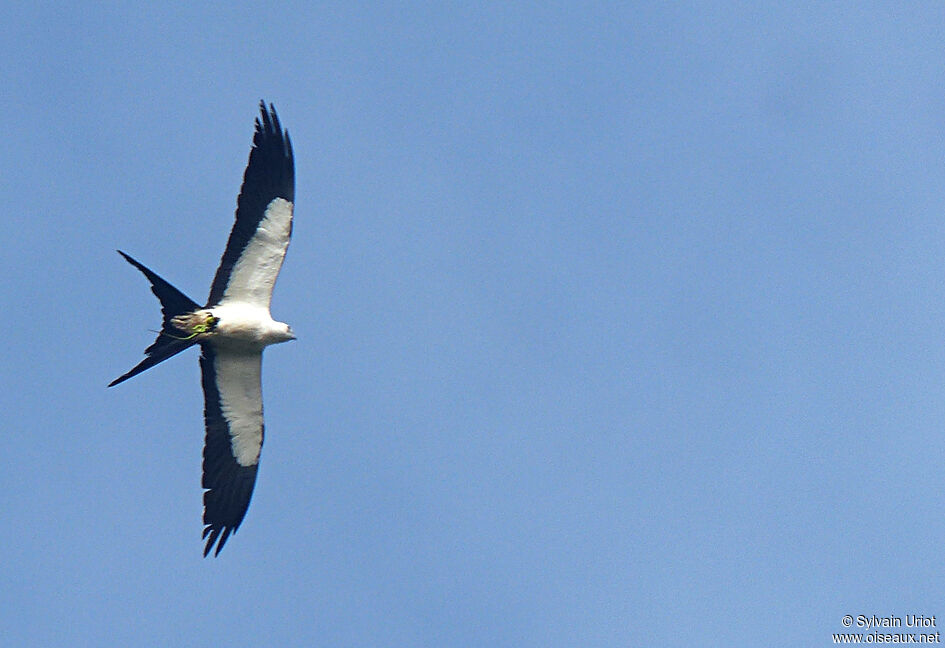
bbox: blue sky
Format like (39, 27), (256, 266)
(3, 2), (945, 646)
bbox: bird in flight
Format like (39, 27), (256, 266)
(110, 101), (295, 556)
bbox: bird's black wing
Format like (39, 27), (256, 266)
(206, 101), (294, 308)
(199, 343), (264, 556)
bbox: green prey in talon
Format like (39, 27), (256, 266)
(167, 311), (220, 341)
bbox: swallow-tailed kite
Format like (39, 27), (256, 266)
(110, 102), (295, 557)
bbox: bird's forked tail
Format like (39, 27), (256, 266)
(108, 251), (203, 387)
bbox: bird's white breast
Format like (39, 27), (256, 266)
(210, 303), (291, 348)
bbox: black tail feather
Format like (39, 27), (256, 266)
(109, 251), (202, 387)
